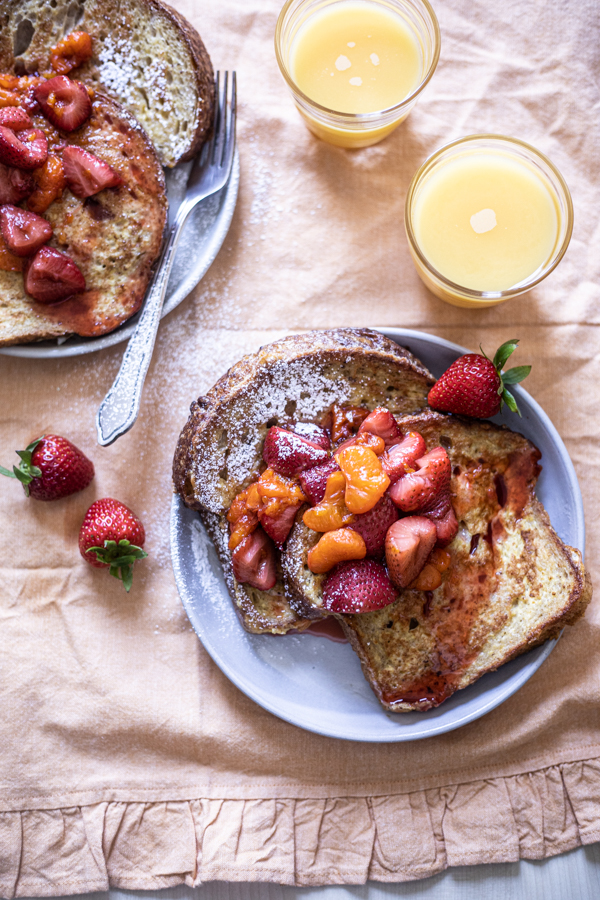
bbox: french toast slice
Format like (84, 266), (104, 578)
(0, 0), (214, 167)
(282, 410), (592, 710)
(0, 93), (167, 345)
(173, 329), (435, 634)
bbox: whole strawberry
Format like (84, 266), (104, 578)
(322, 559), (397, 613)
(79, 498), (147, 592)
(0, 434), (94, 500)
(428, 340), (531, 418)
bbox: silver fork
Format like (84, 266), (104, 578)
(96, 71), (237, 447)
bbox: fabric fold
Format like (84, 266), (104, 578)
(3, 758), (600, 896)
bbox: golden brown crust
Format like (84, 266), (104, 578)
(332, 412), (592, 712)
(173, 328), (435, 635)
(0, 0), (214, 167)
(0, 93), (167, 345)
(158, 1), (214, 159)
(173, 328), (435, 515)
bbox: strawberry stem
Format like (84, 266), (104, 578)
(85, 539), (148, 592)
(0, 438), (43, 496)
(483, 340), (531, 417)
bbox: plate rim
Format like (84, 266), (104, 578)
(0, 150), (240, 360)
(170, 328), (585, 741)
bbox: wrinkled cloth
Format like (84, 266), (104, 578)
(1, 0), (600, 893)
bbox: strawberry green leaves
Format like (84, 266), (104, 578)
(85, 539), (148, 592)
(484, 339), (531, 416)
(0, 437), (43, 495)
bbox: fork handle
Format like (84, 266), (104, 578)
(95, 203), (191, 447)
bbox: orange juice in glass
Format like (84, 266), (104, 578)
(275, 0), (440, 148)
(405, 135), (574, 308)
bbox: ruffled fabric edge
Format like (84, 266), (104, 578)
(2, 758), (600, 897)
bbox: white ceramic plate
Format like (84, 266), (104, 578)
(170, 328), (585, 742)
(0, 151), (240, 359)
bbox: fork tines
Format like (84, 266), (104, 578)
(213, 70), (237, 172)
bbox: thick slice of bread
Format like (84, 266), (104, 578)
(282, 410), (592, 710)
(0, 93), (167, 345)
(173, 328), (435, 634)
(0, 0), (214, 167)
(201, 510), (313, 635)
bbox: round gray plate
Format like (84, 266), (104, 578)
(0, 151), (240, 359)
(170, 328), (585, 741)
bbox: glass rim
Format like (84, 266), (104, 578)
(404, 133), (575, 300)
(274, 0), (441, 123)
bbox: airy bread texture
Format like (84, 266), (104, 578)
(0, 0), (214, 167)
(173, 328), (435, 634)
(0, 94), (167, 345)
(283, 410), (592, 710)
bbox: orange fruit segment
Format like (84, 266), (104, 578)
(307, 527), (367, 574)
(336, 445), (390, 514)
(303, 470), (355, 532)
(410, 562), (442, 591)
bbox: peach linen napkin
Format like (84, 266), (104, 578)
(1, 0), (600, 893)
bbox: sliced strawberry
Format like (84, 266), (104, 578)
(291, 422), (331, 450)
(0, 205), (52, 256)
(299, 457), (339, 505)
(431, 505), (458, 547)
(381, 432), (427, 483)
(389, 446), (451, 512)
(0, 107), (32, 130)
(385, 517), (437, 589)
(231, 527), (277, 591)
(349, 494), (398, 556)
(322, 559), (397, 614)
(0, 162), (33, 204)
(263, 426), (329, 477)
(0, 126), (48, 170)
(358, 407), (402, 446)
(62, 145), (122, 198)
(259, 501), (302, 546)
(34, 76), (92, 133)
(25, 246), (85, 304)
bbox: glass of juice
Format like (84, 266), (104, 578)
(275, 0), (440, 148)
(405, 135), (574, 308)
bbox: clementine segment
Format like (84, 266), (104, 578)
(336, 444), (390, 514)
(303, 470), (355, 532)
(307, 527), (367, 574)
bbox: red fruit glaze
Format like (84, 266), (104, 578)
(299, 457), (339, 505)
(291, 422), (331, 450)
(389, 446), (451, 512)
(385, 517), (437, 589)
(322, 559), (397, 614)
(0, 126), (48, 170)
(62, 146), (122, 198)
(0, 163), (34, 204)
(0, 204), (52, 256)
(381, 432), (427, 483)
(25, 246), (85, 304)
(432, 505), (458, 547)
(263, 426), (329, 477)
(350, 494), (398, 556)
(0, 108), (32, 130)
(428, 354), (502, 418)
(79, 498), (145, 568)
(358, 407), (402, 446)
(34, 76), (92, 132)
(28, 434), (94, 501)
(258, 501), (302, 546)
(232, 527), (277, 590)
